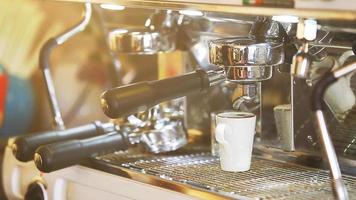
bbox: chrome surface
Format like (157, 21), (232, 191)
(37, 1), (356, 199)
(182, 15), (252, 68)
(329, 61), (356, 157)
(42, 3), (92, 130)
(291, 42), (312, 78)
(140, 120), (188, 153)
(314, 112), (342, 179)
(93, 152), (356, 200)
(54, 0), (356, 21)
(120, 118), (188, 153)
(250, 17), (290, 41)
(309, 30), (333, 61)
(107, 10), (179, 54)
(108, 28), (176, 54)
(290, 55), (356, 185)
(320, 25), (356, 34)
(271, 16), (298, 37)
(43, 69), (65, 130)
(206, 69), (226, 86)
(56, 3), (92, 45)
(309, 43), (352, 51)
(144, 10), (180, 33)
(223, 65), (273, 82)
(232, 83), (260, 112)
(291, 19), (317, 78)
(231, 83), (261, 134)
(209, 37), (284, 66)
(316, 110), (348, 199)
(333, 62), (356, 79)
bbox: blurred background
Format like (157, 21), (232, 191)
(0, 0), (109, 137)
(0, 0), (166, 138)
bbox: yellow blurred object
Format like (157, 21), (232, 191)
(0, 0), (67, 78)
(158, 50), (186, 79)
(187, 128), (203, 144)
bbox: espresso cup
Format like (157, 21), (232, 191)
(210, 110), (232, 157)
(210, 111), (220, 156)
(215, 111), (256, 172)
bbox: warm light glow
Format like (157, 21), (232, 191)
(100, 4), (125, 10)
(178, 10), (204, 16)
(110, 29), (128, 35)
(272, 15), (299, 23)
(145, 18), (151, 27)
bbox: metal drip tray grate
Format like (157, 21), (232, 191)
(96, 153), (356, 199)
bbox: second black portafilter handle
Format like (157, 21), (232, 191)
(34, 132), (128, 173)
(12, 121), (111, 162)
(101, 69), (211, 119)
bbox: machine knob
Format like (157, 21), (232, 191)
(296, 19), (317, 41)
(24, 181), (48, 200)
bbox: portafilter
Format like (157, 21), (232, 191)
(33, 119), (187, 173)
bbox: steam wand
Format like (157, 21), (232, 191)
(290, 18), (355, 199)
(311, 61), (356, 200)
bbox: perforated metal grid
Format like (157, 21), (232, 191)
(97, 153), (356, 199)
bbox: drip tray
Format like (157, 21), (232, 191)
(94, 153), (356, 199)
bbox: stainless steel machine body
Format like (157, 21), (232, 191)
(95, 6), (356, 198)
(5, 1), (356, 200)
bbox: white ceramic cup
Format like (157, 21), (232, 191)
(215, 111), (256, 172)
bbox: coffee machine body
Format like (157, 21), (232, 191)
(4, 1), (356, 200)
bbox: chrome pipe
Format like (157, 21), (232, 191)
(315, 111), (343, 180)
(206, 68), (226, 86)
(40, 3), (92, 130)
(309, 43), (352, 50)
(333, 62), (356, 79)
(56, 3), (92, 45)
(315, 110), (348, 200)
(42, 68), (65, 130)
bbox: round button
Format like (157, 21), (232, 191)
(24, 181), (48, 200)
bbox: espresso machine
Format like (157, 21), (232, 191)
(3, 0), (356, 200)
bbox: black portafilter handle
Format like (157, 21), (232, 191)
(34, 132), (128, 173)
(12, 121), (112, 162)
(100, 69), (217, 119)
